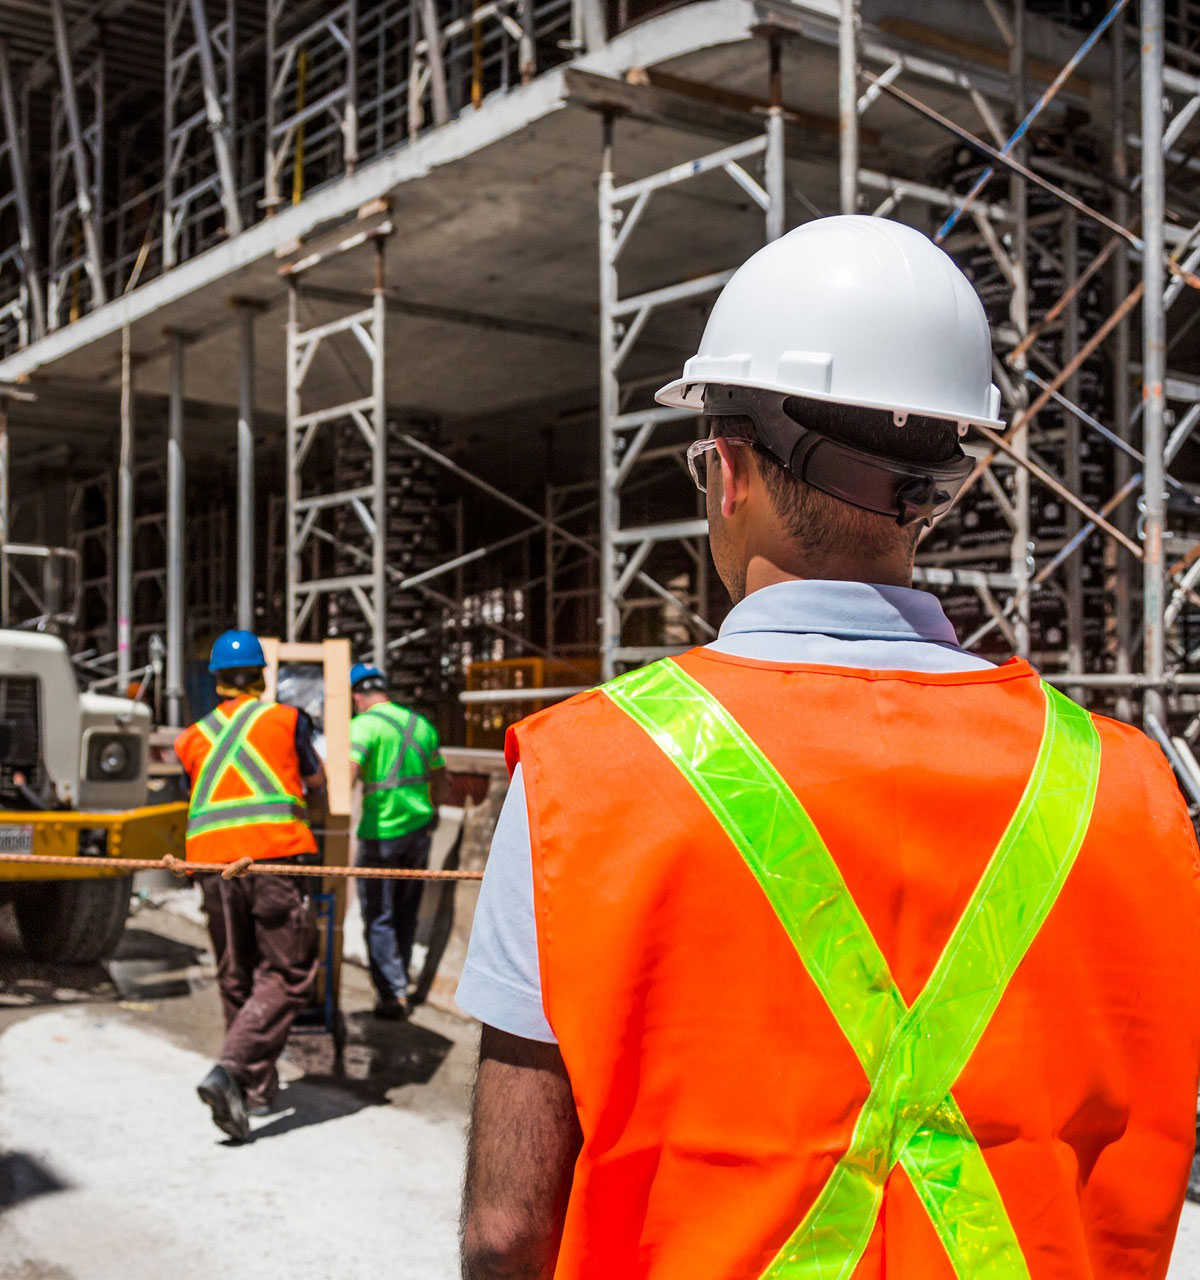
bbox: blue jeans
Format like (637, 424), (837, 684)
(357, 828), (431, 1002)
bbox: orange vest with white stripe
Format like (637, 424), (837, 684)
(175, 696), (317, 864)
(506, 650), (1200, 1279)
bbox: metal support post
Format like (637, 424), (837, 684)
(1062, 208), (1085, 690)
(1111, 21), (1133, 722)
(765, 39), (786, 241)
(370, 239), (387, 670)
(573, 0), (606, 53)
(0, 395), (8, 627)
(418, 0), (450, 129)
(117, 327), (134, 684)
(598, 115), (620, 678)
(0, 41), (45, 340)
(284, 281), (298, 636)
(839, 0), (860, 214)
(345, 0), (359, 175)
(1008, 1), (1031, 658)
(166, 333), (186, 726)
(187, 0), (242, 240)
(236, 304), (255, 631)
(49, 0), (106, 309)
(1141, 0), (1166, 727)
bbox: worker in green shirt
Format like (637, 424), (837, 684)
(349, 663), (447, 1019)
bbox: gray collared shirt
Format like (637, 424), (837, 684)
(455, 580), (992, 1042)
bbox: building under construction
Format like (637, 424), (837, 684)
(1, 0), (1199, 774)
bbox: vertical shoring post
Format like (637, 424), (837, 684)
(0, 395), (8, 628)
(599, 114), (620, 679)
(1063, 207), (1085, 694)
(166, 333), (186, 726)
(117, 326), (134, 684)
(187, 0), (242, 239)
(236, 304), (255, 631)
(0, 41), (45, 339)
(838, 0), (859, 214)
(1141, 0), (1166, 727)
(372, 237), (387, 670)
(49, 0), (106, 308)
(285, 280), (299, 638)
(164, 0), (182, 268)
(765, 38), (785, 241)
(1009, 0), (1032, 658)
(345, 0), (359, 175)
(1111, 18), (1134, 721)
(265, 0), (282, 213)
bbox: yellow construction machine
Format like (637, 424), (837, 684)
(0, 630), (185, 962)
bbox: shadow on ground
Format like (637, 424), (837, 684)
(0, 908), (206, 1008)
(246, 1012), (455, 1142)
(0, 1152), (69, 1209)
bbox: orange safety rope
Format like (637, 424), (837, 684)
(0, 852), (482, 882)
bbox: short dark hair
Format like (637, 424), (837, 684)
(710, 398), (960, 558)
(219, 666), (264, 690)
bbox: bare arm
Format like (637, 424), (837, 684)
(431, 763), (450, 809)
(461, 1026), (581, 1280)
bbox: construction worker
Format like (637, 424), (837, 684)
(349, 662), (446, 1020)
(175, 629), (325, 1142)
(458, 217), (1200, 1277)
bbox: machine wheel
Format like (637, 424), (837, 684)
(13, 875), (133, 964)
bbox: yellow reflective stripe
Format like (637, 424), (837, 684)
(188, 701), (299, 836)
(605, 660), (1098, 1279)
(190, 701), (265, 813)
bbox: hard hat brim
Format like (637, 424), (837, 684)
(653, 376), (1005, 433)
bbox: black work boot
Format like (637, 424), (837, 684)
(197, 1064), (250, 1142)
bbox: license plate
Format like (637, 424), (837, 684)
(0, 824), (33, 855)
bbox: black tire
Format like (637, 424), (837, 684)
(13, 875), (133, 963)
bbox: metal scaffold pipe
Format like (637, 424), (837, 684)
(598, 114), (619, 680)
(1111, 18), (1134, 722)
(838, 0), (859, 215)
(236, 305), (255, 632)
(166, 332), (186, 727)
(1142, 0), (1167, 727)
(117, 326), (133, 685)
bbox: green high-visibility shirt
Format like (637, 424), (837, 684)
(349, 701), (445, 840)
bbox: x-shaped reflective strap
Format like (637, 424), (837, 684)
(605, 660), (1100, 1280)
(190, 702), (300, 833)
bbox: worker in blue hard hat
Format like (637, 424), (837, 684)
(175, 628), (326, 1141)
(349, 660), (446, 1020)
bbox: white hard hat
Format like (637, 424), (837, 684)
(655, 215), (1003, 431)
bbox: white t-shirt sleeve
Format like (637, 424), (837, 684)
(455, 763), (556, 1043)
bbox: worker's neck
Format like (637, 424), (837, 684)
(217, 684), (262, 700)
(741, 549), (914, 596)
(359, 692), (390, 709)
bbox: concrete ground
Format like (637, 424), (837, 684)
(0, 895), (476, 1280)
(1, 897), (1198, 1279)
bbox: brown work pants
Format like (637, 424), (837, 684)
(200, 866), (318, 1104)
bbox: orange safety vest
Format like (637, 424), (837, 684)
(175, 696), (317, 864)
(507, 650), (1200, 1279)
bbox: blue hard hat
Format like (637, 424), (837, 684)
(209, 629), (266, 674)
(350, 662), (386, 690)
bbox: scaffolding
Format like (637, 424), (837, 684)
(0, 0), (1198, 780)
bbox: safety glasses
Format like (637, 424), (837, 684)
(686, 437), (757, 493)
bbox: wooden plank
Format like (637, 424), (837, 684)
(259, 635), (354, 1037)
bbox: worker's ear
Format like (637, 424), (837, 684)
(713, 436), (753, 519)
